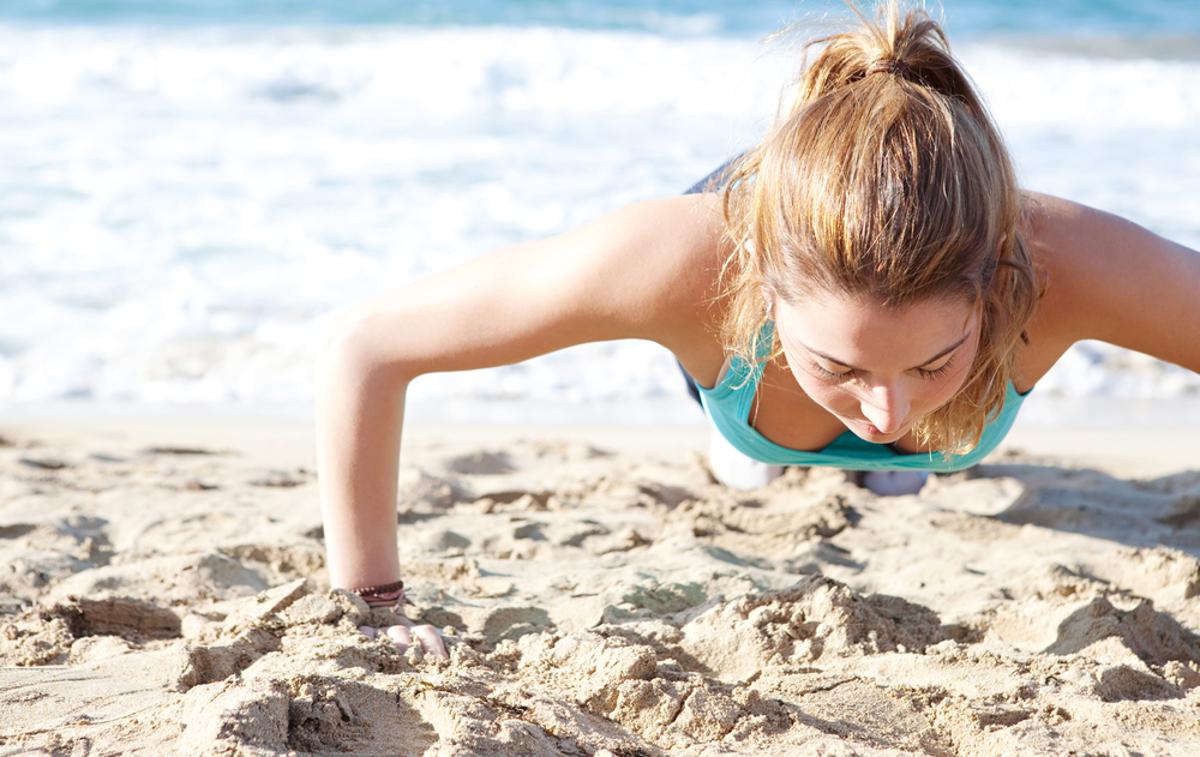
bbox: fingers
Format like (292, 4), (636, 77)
(359, 621), (450, 660)
(385, 624), (413, 652)
(410, 624), (449, 658)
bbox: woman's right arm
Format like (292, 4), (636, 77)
(314, 193), (723, 611)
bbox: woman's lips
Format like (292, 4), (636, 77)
(856, 419), (907, 439)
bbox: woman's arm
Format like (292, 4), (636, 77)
(1027, 191), (1200, 374)
(315, 194), (722, 592)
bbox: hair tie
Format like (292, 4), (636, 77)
(866, 58), (911, 78)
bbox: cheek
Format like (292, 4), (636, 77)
(912, 378), (958, 411)
(916, 355), (976, 410)
(792, 374), (858, 413)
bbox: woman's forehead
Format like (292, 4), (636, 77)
(776, 292), (977, 365)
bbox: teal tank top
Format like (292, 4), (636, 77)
(695, 321), (1031, 472)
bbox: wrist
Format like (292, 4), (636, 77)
(351, 579), (407, 607)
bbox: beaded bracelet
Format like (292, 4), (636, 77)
(352, 579), (408, 608)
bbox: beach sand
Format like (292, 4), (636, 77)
(1, 414), (1198, 755)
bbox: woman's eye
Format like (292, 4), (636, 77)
(813, 358), (955, 382)
(814, 364), (855, 380)
(917, 359), (954, 380)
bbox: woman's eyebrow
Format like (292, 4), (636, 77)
(801, 334), (968, 371)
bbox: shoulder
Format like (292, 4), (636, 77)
(617, 191), (728, 278)
(1017, 190), (1131, 338)
(1017, 190), (1200, 372)
(1004, 191), (1111, 386)
(1018, 189), (1179, 329)
(585, 191), (731, 342)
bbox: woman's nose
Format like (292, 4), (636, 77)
(859, 383), (910, 433)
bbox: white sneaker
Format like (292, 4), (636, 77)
(858, 470), (930, 496)
(708, 430), (784, 490)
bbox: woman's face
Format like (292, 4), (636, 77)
(773, 290), (980, 444)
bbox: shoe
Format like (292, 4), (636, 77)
(856, 470), (930, 496)
(708, 430), (784, 490)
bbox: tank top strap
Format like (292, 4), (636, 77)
(730, 320), (776, 422)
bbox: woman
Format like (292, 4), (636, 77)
(314, 2), (1200, 658)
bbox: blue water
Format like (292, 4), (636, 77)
(3, 0), (1199, 40)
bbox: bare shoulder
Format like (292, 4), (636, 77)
(591, 191), (730, 347)
(1018, 190), (1200, 374)
(1017, 190), (1086, 327)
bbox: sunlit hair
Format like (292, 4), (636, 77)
(707, 0), (1041, 456)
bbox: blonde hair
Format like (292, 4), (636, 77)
(710, 0), (1040, 456)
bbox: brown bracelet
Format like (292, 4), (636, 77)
(352, 579), (408, 608)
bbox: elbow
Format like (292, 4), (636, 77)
(319, 308), (418, 384)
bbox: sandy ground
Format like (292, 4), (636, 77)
(1, 414), (1198, 755)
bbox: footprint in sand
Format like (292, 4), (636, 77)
(140, 445), (232, 456)
(444, 450), (516, 475)
(18, 457), (71, 470)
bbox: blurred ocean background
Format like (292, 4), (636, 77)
(1, 0), (1198, 425)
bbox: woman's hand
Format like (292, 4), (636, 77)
(358, 614), (449, 658)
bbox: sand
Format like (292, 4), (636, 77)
(1, 414), (1198, 755)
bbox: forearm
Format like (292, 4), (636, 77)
(315, 343), (409, 590)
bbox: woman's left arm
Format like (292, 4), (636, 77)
(1028, 191), (1200, 374)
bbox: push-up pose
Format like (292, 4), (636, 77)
(315, 1), (1200, 657)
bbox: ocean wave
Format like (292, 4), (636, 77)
(0, 23), (1196, 413)
(0, 25), (1195, 125)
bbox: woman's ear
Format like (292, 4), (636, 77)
(759, 283), (776, 317)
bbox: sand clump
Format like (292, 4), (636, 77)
(678, 574), (954, 680)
